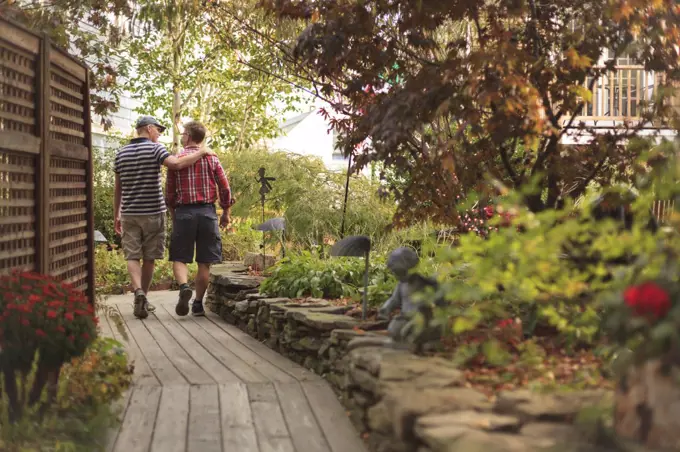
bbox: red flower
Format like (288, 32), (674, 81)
(65, 313), (74, 321)
(21, 319), (29, 326)
(28, 294), (41, 303)
(624, 282), (671, 319)
(36, 329), (46, 337)
(47, 310), (58, 319)
(81, 333), (90, 340)
(497, 319), (514, 329)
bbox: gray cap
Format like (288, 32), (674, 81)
(135, 115), (166, 132)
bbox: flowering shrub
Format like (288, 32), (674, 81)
(0, 337), (132, 451)
(0, 271), (98, 421)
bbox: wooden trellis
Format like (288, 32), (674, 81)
(0, 19), (94, 302)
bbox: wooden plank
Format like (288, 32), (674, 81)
(0, 110), (35, 126)
(248, 383), (295, 452)
(204, 309), (319, 382)
(0, 198), (34, 207)
(106, 390), (132, 452)
(0, 130), (40, 154)
(0, 22), (40, 54)
(0, 230), (35, 242)
(50, 79), (84, 101)
(153, 304), (240, 383)
(117, 303), (186, 386)
(50, 207), (87, 218)
(38, 35), (50, 275)
(0, 215), (34, 226)
(302, 381), (368, 452)
(98, 312), (116, 339)
(159, 303), (267, 383)
(113, 386), (161, 452)
(50, 124), (85, 138)
(150, 386), (189, 452)
(51, 108), (85, 125)
(275, 382), (329, 452)
(189, 308), (297, 383)
(50, 140), (88, 160)
(49, 195), (88, 204)
(49, 45), (86, 81)
(49, 166), (86, 176)
(0, 247), (34, 260)
(49, 244), (87, 262)
(188, 385), (222, 452)
(141, 313), (214, 385)
(49, 220), (88, 234)
(0, 180), (34, 190)
(219, 383), (259, 452)
(83, 65), (97, 304)
(51, 62), (83, 87)
(104, 300), (159, 385)
(50, 182), (87, 189)
(50, 94), (84, 112)
(52, 259), (87, 277)
(0, 57), (36, 77)
(0, 161), (36, 174)
(48, 232), (87, 248)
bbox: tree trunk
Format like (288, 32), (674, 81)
(614, 359), (680, 449)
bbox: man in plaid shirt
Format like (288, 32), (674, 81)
(166, 120), (234, 316)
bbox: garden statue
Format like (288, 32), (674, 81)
(378, 247), (443, 351)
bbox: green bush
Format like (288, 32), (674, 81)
(220, 147), (395, 249)
(0, 337), (133, 451)
(260, 250), (397, 306)
(222, 218), (261, 261)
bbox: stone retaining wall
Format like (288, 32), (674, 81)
(207, 264), (627, 452)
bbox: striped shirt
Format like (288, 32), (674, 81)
(114, 138), (170, 215)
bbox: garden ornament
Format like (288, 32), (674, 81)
(255, 167), (277, 270)
(331, 235), (371, 320)
(378, 247), (445, 352)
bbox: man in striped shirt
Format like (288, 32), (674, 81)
(114, 116), (214, 319)
(166, 120), (233, 317)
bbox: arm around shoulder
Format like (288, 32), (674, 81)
(163, 149), (203, 171)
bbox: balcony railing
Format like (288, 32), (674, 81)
(578, 67), (664, 120)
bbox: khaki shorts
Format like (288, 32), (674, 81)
(121, 214), (166, 260)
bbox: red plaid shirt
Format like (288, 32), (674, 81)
(166, 146), (233, 210)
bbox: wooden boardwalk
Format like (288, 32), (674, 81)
(100, 291), (367, 452)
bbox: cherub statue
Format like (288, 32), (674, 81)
(378, 247), (442, 348)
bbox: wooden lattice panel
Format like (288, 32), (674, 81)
(49, 156), (88, 289)
(0, 150), (37, 274)
(49, 64), (85, 146)
(0, 39), (37, 135)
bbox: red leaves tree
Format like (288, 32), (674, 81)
(261, 0), (680, 224)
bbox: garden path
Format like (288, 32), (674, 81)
(100, 290), (367, 452)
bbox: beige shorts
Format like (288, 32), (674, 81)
(121, 213), (166, 260)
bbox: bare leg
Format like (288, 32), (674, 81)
(127, 260), (143, 291)
(141, 259), (155, 293)
(173, 261), (189, 285)
(195, 263), (211, 301)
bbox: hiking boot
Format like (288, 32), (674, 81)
(133, 290), (149, 319)
(175, 285), (193, 316)
(191, 300), (205, 317)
